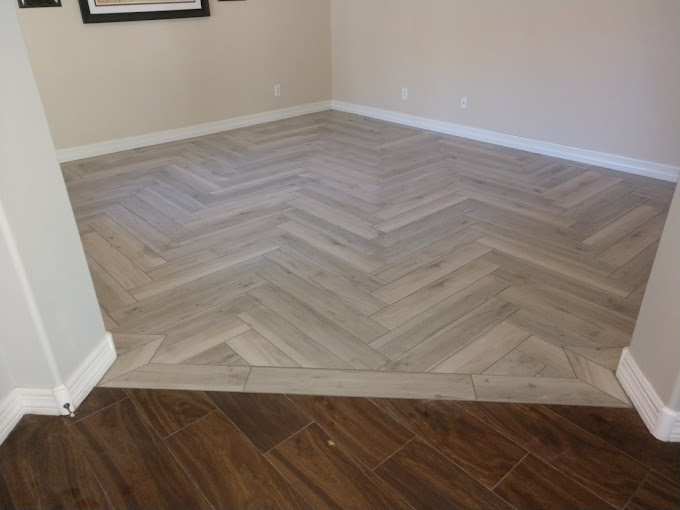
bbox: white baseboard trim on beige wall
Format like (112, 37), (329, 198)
(617, 348), (680, 442)
(56, 101), (333, 163)
(57, 99), (678, 182)
(332, 101), (679, 183)
(0, 332), (116, 444)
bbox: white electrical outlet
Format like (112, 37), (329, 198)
(274, 84), (281, 97)
(401, 88), (408, 100)
(460, 96), (468, 109)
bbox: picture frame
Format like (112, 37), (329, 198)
(17, 0), (62, 8)
(78, 0), (210, 24)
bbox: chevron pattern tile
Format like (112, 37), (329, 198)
(62, 111), (675, 406)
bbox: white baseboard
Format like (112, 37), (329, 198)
(64, 332), (117, 411)
(0, 388), (60, 444)
(56, 101), (333, 163)
(57, 98), (677, 182)
(0, 391), (24, 445)
(332, 101), (679, 183)
(617, 348), (680, 442)
(0, 332), (116, 444)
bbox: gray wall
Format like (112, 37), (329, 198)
(0, 351), (14, 407)
(0, 0), (107, 395)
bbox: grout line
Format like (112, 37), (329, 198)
(117, 271), (262, 331)
(373, 285), (510, 371)
(162, 418), (218, 510)
(491, 451), (528, 491)
(597, 209), (667, 272)
(240, 366), (253, 392)
(456, 401), (635, 508)
(112, 334), (166, 356)
(67, 390), (130, 425)
(90, 460), (117, 510)
(371, 436), (415, 473)
(563, 346), (624, 373)
(95, 211), (167, 273)
(238, 303), (349, 369)
(621, 471), (650, 510)
(163, 408), (220, 442)
(263, 420), (314, 456)
(566, 367), (632, 407)
(369, 246), (497, 320)
(371, 398), (516, 491)
(257, 421), (317, 509)
(276, 396), (420, 509)
(368, 438), (419, 510)
(85, 253), (140, 306)
(541, 405), (656, 472)
(83, 389), (218, 508)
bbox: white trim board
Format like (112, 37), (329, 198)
(617, 348), (680, 442)
(0, 332), (116, 444)
(0, 391), (24, 446)
(64, 332), (117, 411)
(56, 101), (333, 163)
(332, 101), (679, 182)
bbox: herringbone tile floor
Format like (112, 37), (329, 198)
(63, 111), (675, 406)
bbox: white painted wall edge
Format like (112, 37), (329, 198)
(617, 348), (680, 442)
(56, 101), (333, 163)
(332, 101), (679, 183)
(0, 332), (116, 444)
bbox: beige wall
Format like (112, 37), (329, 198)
(18, 0), (331, 149)
(18, 0), (679, 165)
(331, 0), (680, 166)
(628, 182), (680, 411)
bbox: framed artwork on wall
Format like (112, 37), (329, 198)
(78, 0), (210, 24)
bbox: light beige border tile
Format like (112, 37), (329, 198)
(101, 364), (251, 391)
(472, 375), (630, 407)
(244, 367), (475, 400)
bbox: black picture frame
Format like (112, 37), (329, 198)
(78, 0), (210, 24)
(17, 0), (62, 8)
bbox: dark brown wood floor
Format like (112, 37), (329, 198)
(1, 389), (678, 509)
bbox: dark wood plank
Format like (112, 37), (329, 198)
(126, 389), (216, 438)
(71, 399), (211, 509)
(372, 398), (526, 488)
(0, 468), (15, 510)
(206, 392), (311, 452)
(69, 388), (128, 423)
(288, 395), (413, 469)
(626, 471), (680, 510)
(546, 405), (680, 482)
(375, 437), (511, 510)
(0, 416), (111, 510)
(494, 454), (614, 510)
(165, 410), (310, 510)
(266, 423), (412, 510)
(458, 402), (650, 508)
